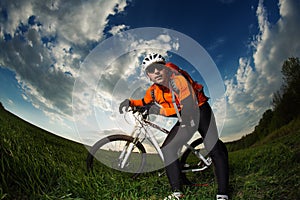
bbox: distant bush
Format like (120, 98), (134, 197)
(0, 102), (4, 110)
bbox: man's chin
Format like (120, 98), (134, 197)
(155, 80), (168, 86)
(155, 79), (164, 84)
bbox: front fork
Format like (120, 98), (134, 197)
(119, 141), (135, 168)
(118, 128), (142, 169)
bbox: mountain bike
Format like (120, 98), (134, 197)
(86, 106), (212, 184)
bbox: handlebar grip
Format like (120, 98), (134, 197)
(131, 106), (150, 118)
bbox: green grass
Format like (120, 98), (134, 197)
(1, 106), (299, 199)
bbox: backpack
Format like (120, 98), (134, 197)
(165, 62), (209, 105)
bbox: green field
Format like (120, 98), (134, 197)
(1, 105), (299, 199)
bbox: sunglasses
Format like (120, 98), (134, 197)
(146, 63), (166, 74)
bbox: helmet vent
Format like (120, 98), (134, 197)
(142, 53), (166, 70)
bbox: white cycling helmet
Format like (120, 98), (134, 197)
(142, 53), (166, 71)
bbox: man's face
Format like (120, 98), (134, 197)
(146, 63), (169, 85)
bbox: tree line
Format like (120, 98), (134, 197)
(227, 57), (300, 151)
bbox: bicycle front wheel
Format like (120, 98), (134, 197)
(180, 138), (214, 185)
(86, 134), (146, 178)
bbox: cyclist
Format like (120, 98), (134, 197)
(119, 53), (229, 200)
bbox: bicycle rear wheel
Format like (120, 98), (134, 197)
(180, 138), (214, 185)
(86, 134), (146, 179)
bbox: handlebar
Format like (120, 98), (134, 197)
(131, 105), (147, 113)
(131, 105), (151, 120)
(127, 105), (170, 134)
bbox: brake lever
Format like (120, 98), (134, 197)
(132, 107), (137, 114)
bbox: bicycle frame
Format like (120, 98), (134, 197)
(119, 109), (212, 173)
(123, 111), (166, 165)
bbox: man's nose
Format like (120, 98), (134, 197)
(153, 68), (160, 74)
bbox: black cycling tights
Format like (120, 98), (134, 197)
(161, 102), (229, 195)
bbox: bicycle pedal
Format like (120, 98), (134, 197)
(206, 157), (212, 165)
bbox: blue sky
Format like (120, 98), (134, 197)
(0, 0), (299, 145)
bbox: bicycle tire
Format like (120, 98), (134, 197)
(86, 134), (146, 179)
(180, 138), (214, 185)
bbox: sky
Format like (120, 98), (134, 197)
(0, 0), (299, 145)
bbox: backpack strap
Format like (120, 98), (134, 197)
(169, 80), (182, 122)
(169, 78), (180, 94)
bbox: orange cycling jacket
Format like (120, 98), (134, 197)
(129, 74), (207, 116)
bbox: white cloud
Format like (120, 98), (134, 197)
(223, 0), (300, 140)
(0, 0), (129, 132)
(108, 24), (128, 35)
(8, 99), (14, 105)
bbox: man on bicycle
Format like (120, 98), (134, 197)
(119, 53), (229, 200)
